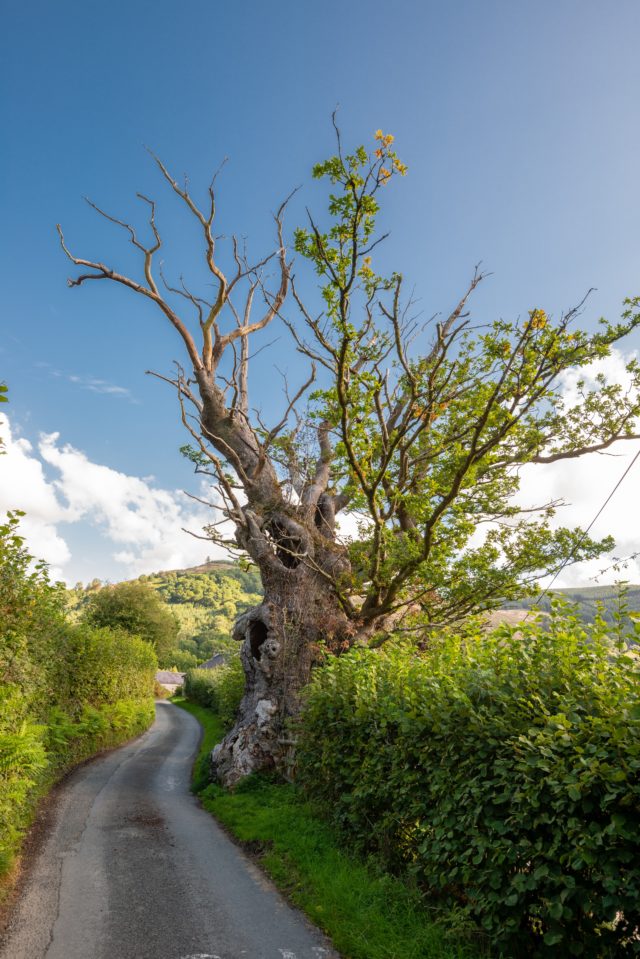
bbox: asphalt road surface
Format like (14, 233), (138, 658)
(0, 702), (338, 959)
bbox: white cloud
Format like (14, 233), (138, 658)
(519, 439), (640, 587)
(0, 417), (71, 579)
(0, 413), (227, 583)
(66, 374), (134, 399)
(517, 348), (640, 587)
(42, 365), (135, 400)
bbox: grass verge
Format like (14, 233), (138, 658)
(171, 697), (225, 791)
(173, 696), (486, 959)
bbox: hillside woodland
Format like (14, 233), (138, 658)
(507, 584), (640, 631)
(67, 561), (640, 665)
(66, 562), (262, 670)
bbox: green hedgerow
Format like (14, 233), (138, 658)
(184, 659), (245, 730)
(0, 511), (157, 882)
(297, 602), (640, 957)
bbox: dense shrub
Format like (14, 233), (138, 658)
(0, 511), (65, 693)
(43, 698), (154, 767)
(164, 648), (200, 672)
(298, 605), (640, 957)
(0, 687), (47, 874)
(184, 659), (244, 729)
(49, 623), (156, 712)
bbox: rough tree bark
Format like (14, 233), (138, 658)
(199, 361), (360, 783)
(213, 544), (352, 785)
(192, 355), (375, 785)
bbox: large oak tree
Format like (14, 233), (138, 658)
(58, 129), (640, 785)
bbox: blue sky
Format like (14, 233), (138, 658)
(2, 1), (640, 584)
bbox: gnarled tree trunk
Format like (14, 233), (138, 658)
(211, 560), (353, 787)
(190, 370), (367, 786)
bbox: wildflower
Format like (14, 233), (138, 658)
(375, 129), (384, 140)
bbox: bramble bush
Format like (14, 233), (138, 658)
(297, 604), (640, 957)
(184, 659), (245, 730)
(0, 512), (157, 880)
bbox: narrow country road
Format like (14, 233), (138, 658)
(0, 702), (338, 959)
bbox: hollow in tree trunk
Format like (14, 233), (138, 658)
(211, 554), (357, 788)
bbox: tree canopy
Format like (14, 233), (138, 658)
(58, 125), (640, 782)
(83, 581), (179, 662)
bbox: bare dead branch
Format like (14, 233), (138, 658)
(57, 223), (203, 370)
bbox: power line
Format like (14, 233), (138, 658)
(531, 445), (640, 611)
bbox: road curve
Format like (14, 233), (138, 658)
(0, 702), (338, 959)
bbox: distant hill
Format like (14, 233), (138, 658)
(152, 559), (254, 577)
(504, 583), (640, 629)
(67, 560), (263, 670)
(142, 561), (262, 667)
(142, 559), (262, 603)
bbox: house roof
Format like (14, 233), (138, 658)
(155, 670), (185, 684)
(199, 654), (226, 670)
